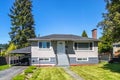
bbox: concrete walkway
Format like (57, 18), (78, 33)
(0, 66), (27, 80)
(63, 67), (84, 80)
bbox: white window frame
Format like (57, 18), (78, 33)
(38, 41), (51, 49)
(73, 42), (94, 51)
(76, 57), (88, 61)
(38, 57), (50, 62)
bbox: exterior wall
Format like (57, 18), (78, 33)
(67, 41), (98, 64)
(69, 57), (98, 65)
(31, 57), (56, 66)
(31, 41), (56, 66)
(31, 41), (99, 65)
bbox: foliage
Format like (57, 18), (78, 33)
(97, 0), (120, 53)
(98, 35), (112, 53)
(12, 74), (25, 80)
(0, 44), (8, 49)
(98, 0), (120, 43)
(70, 62), (120, 80)
(29, 66), (37, 70)
(0, 65), (11, 71)
(0, 43), (16, 56)
(24, 67), (33, 74)
(9, 0), (36, 49)
(81, 30), (88, 37)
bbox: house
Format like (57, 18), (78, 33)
(10, 29), (99, 66)
(113, 42), (120, 57)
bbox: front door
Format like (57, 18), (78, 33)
(57, 41), (65, 54)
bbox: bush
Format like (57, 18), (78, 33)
(24, 68), (33, 74)
(12, 74), (25, 80)
(29, 66), (37, 70)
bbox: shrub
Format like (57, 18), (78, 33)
(12, 74), (25, 80)
(24, 68), (33, 74)
(29, 66), (37, 70)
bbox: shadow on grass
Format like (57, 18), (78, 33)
(102, 63), (120, 73)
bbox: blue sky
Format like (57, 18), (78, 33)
(0, 0), (105, 44)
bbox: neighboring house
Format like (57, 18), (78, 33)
(113, 42), (120, 57)
(10, 29), (99, 66)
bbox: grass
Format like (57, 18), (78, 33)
(0, 65), (10, 71)
(70, 62), (120, 80)
(12, 74), (25, 80)
(13, 67), (73, 80)
(30, 67), (73, 80)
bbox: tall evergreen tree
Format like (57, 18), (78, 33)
(9, 0), (36, 48)
(81, 30), (88, 37)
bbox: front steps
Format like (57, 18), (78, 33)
(57, 54), (69, 67)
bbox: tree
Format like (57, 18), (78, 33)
(98, 35), (112, 54)
(97, 0), (120, 54)
(0, 43), (16, 56)
(9, 0), (36, 48)
(98, 0), (120, 43)
(81, 30), (88, 37)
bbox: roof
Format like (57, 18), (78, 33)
(113, 42), (120, 46)
(28, 34), (99, 41)
(10, 46), (31, 54)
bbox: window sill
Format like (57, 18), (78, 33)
(38, 48), (51, 51)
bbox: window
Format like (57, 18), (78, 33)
(77, 58), (88, 61)
(39, 58), (50, 62)
(74, 42), (93, 50)
(39, 42), (50, 48)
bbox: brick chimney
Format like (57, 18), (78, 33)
(92, 29), (97, 39)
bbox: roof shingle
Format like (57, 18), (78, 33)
(28, 34), (99, 41)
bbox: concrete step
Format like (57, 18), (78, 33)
(57, 54), (69, 66)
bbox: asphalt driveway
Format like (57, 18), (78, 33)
(0, 66), (27, 80)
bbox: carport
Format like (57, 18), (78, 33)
(9, 46), (31, 66)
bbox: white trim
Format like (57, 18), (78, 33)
(76, 57), (88, 61)
(73, 41), (94, 51)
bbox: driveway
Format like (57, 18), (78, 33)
(0, 66), (27, 80)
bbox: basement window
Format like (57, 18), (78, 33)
(39, 58), (50, 62)
(76, 58), (88, 61)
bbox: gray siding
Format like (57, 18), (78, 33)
(31, 57), (56, 65)
(69, 57), (98, 65)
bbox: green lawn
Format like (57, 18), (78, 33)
(13, 67), (74, 80)
(70, 62), (120, 80)
(0, 65), (10, 71)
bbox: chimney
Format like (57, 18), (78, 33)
(92, 29), (97, 39)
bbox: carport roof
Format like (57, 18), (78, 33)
(10, 46), (31, 54)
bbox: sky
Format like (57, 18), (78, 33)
(0, 0), (106, 44)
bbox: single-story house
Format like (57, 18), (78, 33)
(10, 29), (99, 66)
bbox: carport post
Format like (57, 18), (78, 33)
(9, 53), (11, 67)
